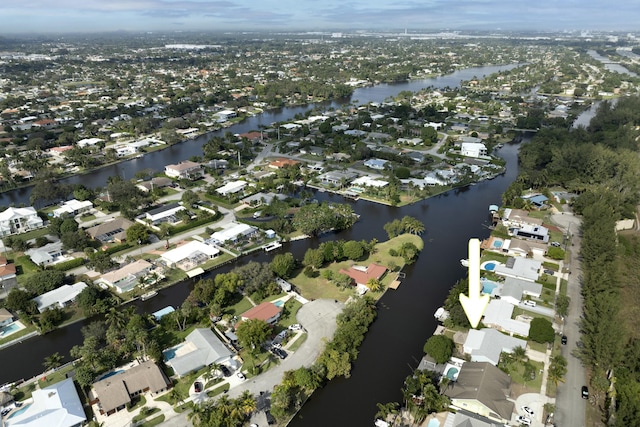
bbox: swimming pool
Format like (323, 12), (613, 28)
(445, 367), (459, 380)
(163, 344), (184, 361)
(483, 262), (497, 271)
(7, 403), (32, 419)
(97, 370), (124, 381)
(273, 300), (285, 307)
(1, 322), (20, 336)
(427, 419), (440, 427)
(492, 240), (503, 248)
(481, 279), (498, 294)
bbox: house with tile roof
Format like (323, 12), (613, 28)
(339, 263), (387, 287)
(240, 302), (282, 325)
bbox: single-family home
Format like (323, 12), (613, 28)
(493, 257), (542, 282)
(240, 302), (281, 325)
(482, 299), (530, 337)
(351, 176), (389, 188)
(0, 308), (14, 328)
(32, 282), (88, 313)
(76, 137), (103, 148)
(268, 158), (301, 169)
(96, 259), (153, 294)
(90, 361), (170, 417)
(136, 177), (173, 193)
(160, 241), (220, 270)
(460, 142), (487, 158)
(215, 109), (237, 122)
(3, 378), (86, 427)
(25, 242), (65, 266)
(209, 222), (257, 245)
(463, 328), (527, 366)
(339, 263), (387, 287)
(501, 208), (543, 228)
(525, 194), (549, 209)
(86, 218), (133, 243)
(513, 223), (549, 243)
(498, 277), (542, 306)
(317, 170), (358, 186)
(0, 207), (44, 237)
(444, 362), (514, 423)
(397, 137), (423, 145)
(0, 257), (18, 295)
(52, 199), (93, 218)
(216, 180), (248, 196)
(364, 158), (388, 170)
(165, 328), (234, 377)
(145, 203), (185, 224)
(164, 161), (203, 180)
(443, 411), (505, 427)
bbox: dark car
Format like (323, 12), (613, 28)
(582, 386), (589, 399)
(561, 335), (568, 345)
(272, 348), (288, 359)
(544, 269), (555, 275)
(220, 365), (231, 377)
(194, 381), (203, 393)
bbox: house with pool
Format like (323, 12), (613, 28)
(491, 257), (541, 283)
(164, 328), (234, 377)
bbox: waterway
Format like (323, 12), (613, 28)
(0, 64), (521, 208)
(0, 64), (523, 422)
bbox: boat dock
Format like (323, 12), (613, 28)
(263, 241), (283, 252)
(388, 272), (406, 290)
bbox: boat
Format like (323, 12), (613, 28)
(460, 259), (469, 267)
(263, 241), (283, 252)
(140, 290), (158, 301)
(134, 154), (144, 159)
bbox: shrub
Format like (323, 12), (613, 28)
(53, 258), (86, 271)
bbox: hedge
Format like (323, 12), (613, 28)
(168, 213), (220, 235)
(53, 258), (86, 271)
(103, 243), (132, 255)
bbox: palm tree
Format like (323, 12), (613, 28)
(238, 390), (257, 417)
(375, 402), (399, 422)
(548, 355), (568, 387)
(43, 352), (64, 372)
(367, 278), (382, 292)
(511, 345), (528, 364)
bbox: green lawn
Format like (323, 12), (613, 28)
(132, 407), (161, 423)
(127, 395), (147, 412)
(0, 324), (37, 346)
(140, 414), (165, 427)
(287, 333), (307, 352)
(502, 359), (544, 391)
(79, 214), (97, 222)
(480, 252), (509, 263)
(38, 364), (75, 388)
(206, 383), (230, 398)
(528, 340), (548, 353)
(291, 234), (423, 302)
(225, 297), (253, 317)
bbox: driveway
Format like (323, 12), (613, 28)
(550, 212), (587, 427)
(157, 299), (343, 427)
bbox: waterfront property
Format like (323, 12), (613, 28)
(89, 361), (170, 416)
(463, 328), (527, 366)
(0, 207), (44, 237)
(96, 259), (153, 294)
(0, 308), (14, 328)
(165, 328), (234, 377)
(4, 378), (86, 427)
(493, 257), (542, 283)
(460, 142), (487, 158)
(339, 263), (387, 287)
(164, 160), (203, 180)
(52, 199), (93, 218)
(160, 240), (220, 270)
(240, 301), (282, 325)
(208, 222), (257, 245)
(443, 362), (514, 424)
(32, 282), (88, 313)
(499, 277), (542, 306)
(482, 299), (530, 337)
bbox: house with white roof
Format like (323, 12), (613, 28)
(96, 259), (152, 294)
(363, 158), (388, 170)
(164, 161), (203, 180)
(493, 257), (542, 282)
(0, 207), (44, 237)
(32, 282), (88, 313)
(4, 378), (86, 427)
(209, 222), (257, 245)
(513, 223), (549, 243)
(161, 241), (220, 270)
(52, 199), (93, 218)
(463, 328), (527, 366)
(165, 328), (233, 377)
(482, 299), (530, 337)
(460, 142), (487, 158)
(25, 242), (65, 266)
(216, 180), (247, 196)
(76, 137), (103, 148)
(397, 137), (423, 145)
(351, 176), (389, 188)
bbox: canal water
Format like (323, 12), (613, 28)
(0, 64), (524, 423)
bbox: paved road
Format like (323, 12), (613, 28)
(157, 299), (343, 427)
(550, 212), (587, 427)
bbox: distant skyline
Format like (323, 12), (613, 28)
(1, 0), (638, 35)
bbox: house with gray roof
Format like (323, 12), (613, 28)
(90, 361), (170, 416)
(25, 241), (64, 266)
(86, 217), (133, 243)
(165, 328), (233, 377)
(463, 328), (527, 366)
(443, 411), (504, 427)
(493, 257), (541, 283)
(444, 362), (514, 423)
(499, 277), (542, 306)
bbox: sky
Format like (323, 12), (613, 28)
(1, 0), (638, 34)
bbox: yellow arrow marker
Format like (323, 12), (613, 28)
(459, 238), (490, 328)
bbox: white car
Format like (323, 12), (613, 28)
(517, 416), (532, 426)
(236, 371), (245, 380)
(523, 300), (537, 307)
(288, 323), (303, 331)
(521, 406), (534, 417)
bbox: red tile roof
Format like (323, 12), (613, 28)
(269, 158), (301, 169)
(0, 263), (16, 277)
(241, 302), (281, 322)
(339, 263), (387, 286)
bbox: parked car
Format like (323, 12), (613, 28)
(550, 241), (561, 247)
(561, 335), (568, 345)
(220, 365), (231, 377)
(237, 371), (246, 380)
(523, 300), (537, 307)
(273, 348), (288, 359)
(194, 381), (203, 393)
(521, 406), (534, 416)
(517, 416), (532, 426)
(543, 269), (555, 275)
(288, 323), (303, 331)
(582, 386), (589, 399)
(1, 408), (11, 417)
